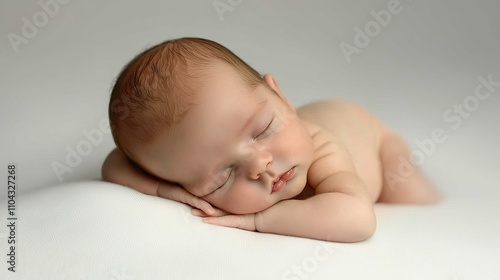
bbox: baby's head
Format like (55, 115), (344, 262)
(109, 37), (314, 214)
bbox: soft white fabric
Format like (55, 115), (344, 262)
(1, 0), (500, 279)
(1, 181), (499, 280)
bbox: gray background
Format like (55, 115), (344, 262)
(1, 0), (499, 201)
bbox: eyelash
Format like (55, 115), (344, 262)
(254, 117), (276, 141)
(211, 117), (277, 193)
(213, 166), (234, 192)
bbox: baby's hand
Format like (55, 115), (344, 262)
(157, 181), (215, 216)
(191, 207), (229, 217)
(192, 208), (257, 232)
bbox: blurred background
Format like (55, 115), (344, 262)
(1, 0), (499, 201)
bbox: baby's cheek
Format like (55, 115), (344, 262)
(220, 184), (271, 214)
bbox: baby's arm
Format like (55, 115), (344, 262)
(255, 171), (375, 242)
(101, 148), (214, 214)
(203, 129), (376, 242)
(101, 148), (159, 196)
(256, 135), (375, 242)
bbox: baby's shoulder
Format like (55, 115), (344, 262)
(303, 120), (356, 190)
(300, 120), (356, 186)
(297, 98), (382, 155)
(297, 99), (378, 128)
(296, 99), (358, 157)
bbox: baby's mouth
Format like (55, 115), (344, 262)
(271, 167), (295, 193)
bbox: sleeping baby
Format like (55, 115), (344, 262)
(102, 37), (440, 242)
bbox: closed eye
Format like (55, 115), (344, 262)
(207, 166), (234, 195)
(254, 116), (276, 141)
(206, 116), (276, 196)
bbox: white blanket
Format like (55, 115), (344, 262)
(1, 0), (499, 279)
(1, 181), (499, 279)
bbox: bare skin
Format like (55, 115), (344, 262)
(297, 100), (440, 204)
(102, 64), (440, 242)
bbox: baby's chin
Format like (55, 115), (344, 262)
(215, 177), (307, 215)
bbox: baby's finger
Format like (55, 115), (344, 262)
(191, 209), (209, 217)
(190, 198), (215, 216)
(192, 207), (228, 217)
(157, 182), (215, 215)
(202, 214), (256, 231)
(211, 208), (230, 217)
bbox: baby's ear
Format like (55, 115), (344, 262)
(263, 74), (280, 93)
(263, 74), (296, 112)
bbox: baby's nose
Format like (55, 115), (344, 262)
(247, 150), (273, 180)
